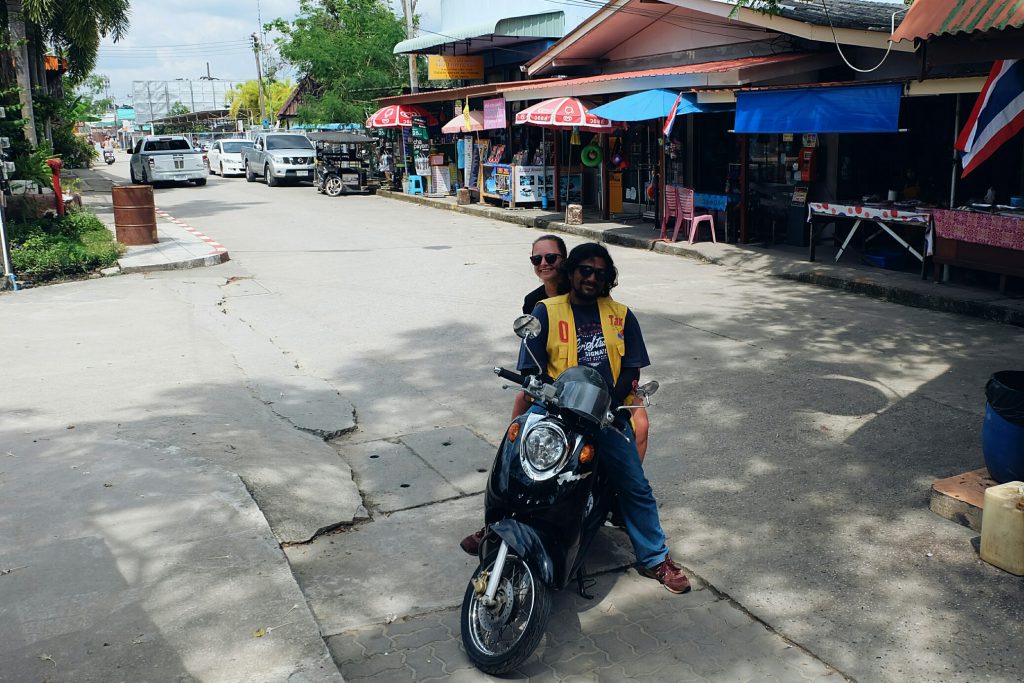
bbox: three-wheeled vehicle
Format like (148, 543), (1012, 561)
(309, 130), (377, 197)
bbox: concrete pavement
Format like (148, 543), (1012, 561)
(5, 165), (1023, 682)
(380, 189), (1024, 328)
(67, 165), (1023, 330)
(64, 166), (230, 274)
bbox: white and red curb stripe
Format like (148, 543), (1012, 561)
(154, 208), (230, 261)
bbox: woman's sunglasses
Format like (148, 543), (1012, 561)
(530, 253), (561, 266)
(576, 265), (608, 280)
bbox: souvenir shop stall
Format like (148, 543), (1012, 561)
(512, 97), (616, 214)
(591, 90), (737, 241)
(364, 103), (441, 193)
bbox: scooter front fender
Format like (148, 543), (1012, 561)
(483, 519), (557, 587)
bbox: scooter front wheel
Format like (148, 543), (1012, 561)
(461, 549), (551, 675)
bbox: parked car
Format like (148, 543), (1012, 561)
(242, 133), (315, 186)
(207, 138), (253, 177)
(129, 135), (207, 186)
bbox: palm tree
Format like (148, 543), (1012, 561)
(25, 0), (130, 83)
(3, 0), (130, 145)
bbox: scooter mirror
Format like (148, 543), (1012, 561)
(636, 380), (659, 399)
(513, 315), (541, 340)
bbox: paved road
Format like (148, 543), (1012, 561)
(9, 159), (1024, 681)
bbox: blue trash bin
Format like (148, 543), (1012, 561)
(982, 371), (1024, 483)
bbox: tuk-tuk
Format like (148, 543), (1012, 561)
(309, 130), (377, 196)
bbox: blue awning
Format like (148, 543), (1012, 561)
(734, 83), (902, 134)
(590, 89), (706, 122)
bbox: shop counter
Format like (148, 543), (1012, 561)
(931, 209), (1024, 286)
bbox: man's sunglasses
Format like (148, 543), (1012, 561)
(576, 265), (608, 280)
(530, 253), (561, 266)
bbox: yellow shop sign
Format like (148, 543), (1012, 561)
(428, 55), (485, 80)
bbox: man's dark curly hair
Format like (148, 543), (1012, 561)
(562, 242), (617, 297)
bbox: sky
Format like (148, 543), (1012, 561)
(95, 0), (444, 105)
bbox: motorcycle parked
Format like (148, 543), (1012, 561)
(460, 314), (657, 674)
(103, 149), (115, 165)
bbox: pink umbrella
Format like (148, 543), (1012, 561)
(365, 104), (438, 129)
(441, 110), (485, 134)
(514, 97), (616, 132)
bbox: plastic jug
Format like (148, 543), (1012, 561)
(979, 481), (1024, 575)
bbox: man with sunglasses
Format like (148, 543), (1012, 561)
(516, 242), (690, 594)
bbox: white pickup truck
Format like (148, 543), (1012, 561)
(242, 132), (315, 186)
(129, 135), (207, 185)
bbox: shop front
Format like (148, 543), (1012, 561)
(734, 82), (929, 260)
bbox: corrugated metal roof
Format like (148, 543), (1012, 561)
(504, 54), (814, 93)
(893, 0), (1024, 42)
(376, 78), (562, 105)
(776, 0), (907, 33)
(394, 11), (564, 54)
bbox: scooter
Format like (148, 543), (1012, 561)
(103, 149), (115, 165)
(460, 314), (657, 675)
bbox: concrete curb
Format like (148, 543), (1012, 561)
(377, 190), (1024, 328)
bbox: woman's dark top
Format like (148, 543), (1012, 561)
(523, 285), (548, 315)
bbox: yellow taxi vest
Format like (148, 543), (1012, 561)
(541, 294), (629, 383)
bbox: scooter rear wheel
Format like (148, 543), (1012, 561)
(461, 550), (551, 675)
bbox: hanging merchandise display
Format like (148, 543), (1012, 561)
(580, 143), (603, 168)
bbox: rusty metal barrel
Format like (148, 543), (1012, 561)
(111, 184), (157, 245)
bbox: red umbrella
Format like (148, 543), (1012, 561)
(514, 97), (616, 132)
(365, 104), (438, 128)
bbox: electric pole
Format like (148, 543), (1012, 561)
(251, 33), (268, 127)
(402, 0), (419, 93)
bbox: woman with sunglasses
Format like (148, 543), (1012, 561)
(510, 236), (571, 421)
(522, 234), (569, 315)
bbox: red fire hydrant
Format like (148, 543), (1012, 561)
(46, 158), (64, 216)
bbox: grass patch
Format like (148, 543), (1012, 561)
(9, 209), (124, 284)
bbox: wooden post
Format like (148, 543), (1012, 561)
(740, 134), (749, 243)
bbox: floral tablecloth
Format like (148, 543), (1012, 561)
(931, 209), (1024, 251)
(808, 203), (932, 224)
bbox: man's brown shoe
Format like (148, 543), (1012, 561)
(460, 527), (485, 556)
(640, 557), (691, 594)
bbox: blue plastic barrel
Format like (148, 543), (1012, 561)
(982, 371), (1024, 483)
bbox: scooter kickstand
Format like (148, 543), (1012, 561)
(576, 566), (596, 600)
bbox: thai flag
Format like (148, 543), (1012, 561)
(662, 91), (684, 137)
(957, 59), (1024, 177)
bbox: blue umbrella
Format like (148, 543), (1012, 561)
(590, 89), (704, 122)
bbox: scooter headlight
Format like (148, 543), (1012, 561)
(521, 421), (568, 480)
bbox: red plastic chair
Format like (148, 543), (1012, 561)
(673, 186), (716, 244)
(659, 185), (679, 240)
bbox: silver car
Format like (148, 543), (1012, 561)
(207, 138), (253, 177)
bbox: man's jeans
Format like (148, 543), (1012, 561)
(595, 420), (670, 569)
(527, 405), (669, 569)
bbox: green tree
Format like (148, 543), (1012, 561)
(267, 0), (407, 124)
(225, 79), (293, 124)
(168, 100), (190, 116)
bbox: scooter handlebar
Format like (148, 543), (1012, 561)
(493, 366), (526, 386)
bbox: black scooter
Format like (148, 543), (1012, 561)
(460, 315), (657, 675)
(103, 149), (115, 165)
